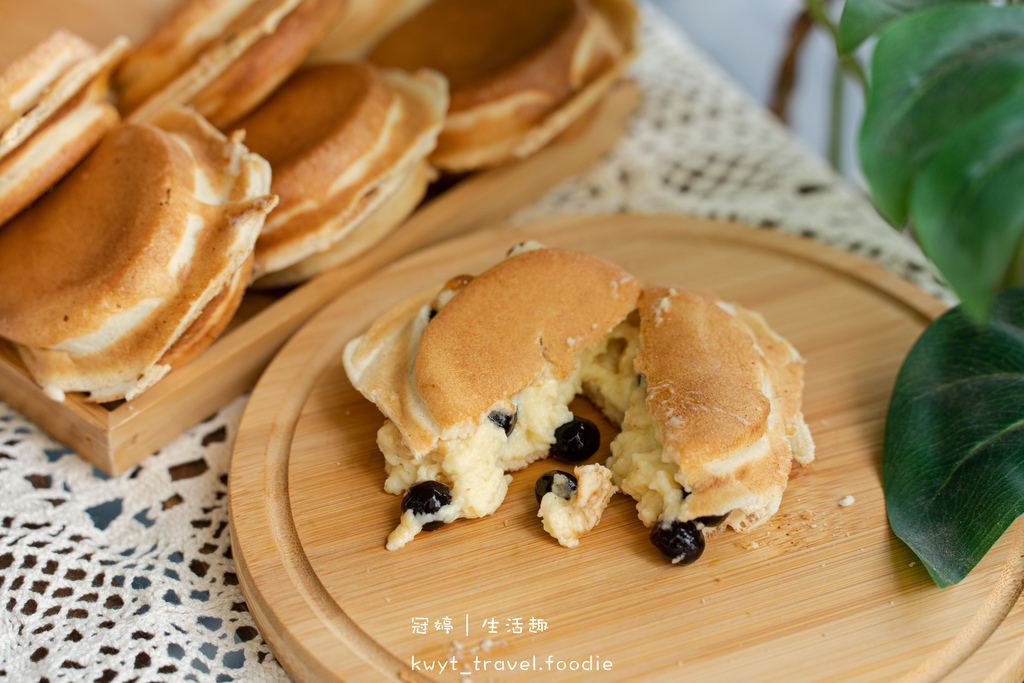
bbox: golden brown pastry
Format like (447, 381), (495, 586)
(370, 0), (638, 171)
(0, 107), (276, 402)
(233, 62), (447, 286)
(608, 287), (815, 563)
(0, 31), (129, 226)
(307, 0), (435, 63)
(343, 243), (641, 549)
(253, 159), (431, 288)
(115, 0), (344, 129)
(345, 245), (815, 561)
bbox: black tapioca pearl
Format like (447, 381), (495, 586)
(650, 519), (705, 565)
(401, 481), (452, 531)
(488, 410), (517, 436)
(550, 417), (600, 463)
(535, 470), (577, 505)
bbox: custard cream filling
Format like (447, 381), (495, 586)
(377, 278), (809, 550)
(380, 315), (641, 550)
(609, 379), (696, 527)
(538, 464), (617, 548)
(381, 363), (580, 549)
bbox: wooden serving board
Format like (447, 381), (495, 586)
(0, 1), (641, 473)
(229, 213), (1024, 683)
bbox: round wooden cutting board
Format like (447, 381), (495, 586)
(229, 214), (1024, 683)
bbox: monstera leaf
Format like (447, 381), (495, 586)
(838, 0), (980, 55)
(911, 91), (1024, 317)
(838, 1), (1024, 588)
(884, 287), (1024, 587)
(854, 4), (1024, 317)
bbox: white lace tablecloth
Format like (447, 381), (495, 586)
(0, 6), (948, 682)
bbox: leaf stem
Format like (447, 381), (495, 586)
(803, 0), (837, 41)
(803, 0), (868, 91)
(829, 57), (845, 169)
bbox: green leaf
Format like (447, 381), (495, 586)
(859, 5), (1024, 226)
(911, 90), (1024, 319)
(884, 287), (1024, 587)
(838, 0), (979, 56)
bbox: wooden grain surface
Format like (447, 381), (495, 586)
(0, 0), (641, 473)
(229, 213), (1024, 682)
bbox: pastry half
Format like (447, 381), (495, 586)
(607, 287), (815, 560)
(0, 107), (277, 402)
(0, 31), (129, 226)
(114, 0), (343, 129)
(370, 0), (638, 172)
(235, 62), (447, 286)
(343, 244), (641, 548)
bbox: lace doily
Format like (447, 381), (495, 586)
(511, 9), (951, 303)
(0, 6), (948, 682)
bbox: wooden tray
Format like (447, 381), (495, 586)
(229, 213), (1024, 682)
(0, 7), (641, 474)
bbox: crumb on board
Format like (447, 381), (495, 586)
(451, 638), (508, 657)
(838, 495), (855, 507)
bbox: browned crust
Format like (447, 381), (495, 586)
(306, 0), (435, 63)
(0, 89), (118, 227)
(635, 286), (811, 527)
(370, 0), (634, 171)
(0, 108), (275, 401)
(158, 253), (254, 369)
(188, 0), (345, 129)
(0, 33), (128, 227)
(117, 0), (340, 128)
(114, 0), (256, 113)
(372, 0), (578, 104)
(415, 247), (641, 429)
(251, 158), (431, 288)
(590, 0), (638, 51)
(238, 62), (394, 234)
(240, 63), (446, 279)
(636, 287), (770, 467)
(0, 30), (94, 133)
(0, 33), (129, 158)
